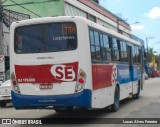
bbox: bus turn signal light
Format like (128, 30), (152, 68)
(75, 69), (86, 93)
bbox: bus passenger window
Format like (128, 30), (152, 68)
(112, 38), (120, 61)
(132, 45), (137, 64)
(135, 47), (140, 63)
(121, 41), (128, 62)
(94, 31), (100, 46)
(89, 30), (101, 62)
(103, 34), (109, 48)
(90, 30), (94, 45)
(100, 34), (107, 61)
(90, 30), (96, 61)
(91, 46), (96, 61)
(94, 31), (101, 61)
(103, 34), (112, 61)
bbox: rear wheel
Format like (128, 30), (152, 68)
(54, 107), (73, 113)
(134, 83), (141, 99)
(0, 102), (7, 107)
(111, 86), (120, 112)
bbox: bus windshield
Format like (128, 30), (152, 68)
(14, 22), (77, 54)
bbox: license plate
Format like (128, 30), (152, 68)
(39, 83), (53, 89)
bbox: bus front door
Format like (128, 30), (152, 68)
(127, 46), (134, 94)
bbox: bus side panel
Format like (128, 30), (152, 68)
(92, 87), (114, 108)
(91, 64), (114, 108)
(92, 64), (113, 90)
(116, 64), (132, 100)
(131, 65), (141, 95)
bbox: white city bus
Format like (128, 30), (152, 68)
(10, 16), (143, 112)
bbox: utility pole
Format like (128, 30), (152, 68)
(0, 0), (4, 55)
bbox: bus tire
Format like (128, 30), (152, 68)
(111, 86), (120, 112)
(134, 83), (140, 99)
(0, 102), (7, 108)
(54, 107), (73, 113)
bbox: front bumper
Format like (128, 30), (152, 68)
(0, 95), (11, 101)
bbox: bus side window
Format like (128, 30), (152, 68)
(132, 45), (142, 64)
(89, 29), (101, 62)
(135, 46), (139, 64)
(138, 47), (142, 63)
(132, 45), (137, 64)
(90, 30), (96, 61)
(100, 34), (107, 61)
(112, 37), (120, 62)
(94, 31), (101, 61)
(121, 41), (128, 62)
(103, 34), (112, 61)
(136, 47), (140, 63)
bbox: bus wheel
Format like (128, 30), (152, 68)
(0, 102), (7, 107)
(54, 107), (73, 113)
(134, 84), (140, 99)
(111, 86), (120, 112)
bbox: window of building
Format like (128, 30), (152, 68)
(87, 14), (96, 23)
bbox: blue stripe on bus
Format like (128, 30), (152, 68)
(117, 64), (131, 84)
(116, 64), (141, 84)
(11, 89), (92, 109)
(130, 65), (141, 82)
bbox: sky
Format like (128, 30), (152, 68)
(99, 0), (160, 54)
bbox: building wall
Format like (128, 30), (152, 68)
(65, 3), (86, 17)
(65, 0), (131, 37)
(3, 0), (131, 38)
(96, 18), (117, 31)
(3, 0), (65, 18)
(2, 0), (132, 56)
(2, 25), (9, 56)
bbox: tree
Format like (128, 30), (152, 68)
(155, 54), (160, 68)
(147, 47), (154, 62)
(147, 48), (160, 68)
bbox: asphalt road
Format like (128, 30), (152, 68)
(0, 77), (160, 127)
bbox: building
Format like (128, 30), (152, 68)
(1, 0), (132, 56)
(0, 0), (135, 81)
(3, 0), (131, 37)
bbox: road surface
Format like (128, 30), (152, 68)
(0, 77), (160, 127)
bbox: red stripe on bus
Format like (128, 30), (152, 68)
(92, 64), (113, 90)
(15, 62), (78, 83)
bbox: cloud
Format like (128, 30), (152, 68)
(147, 7), (160, 19)
(131, 25), (144, 30)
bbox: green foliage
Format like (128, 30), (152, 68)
(147, 47), (160, 67)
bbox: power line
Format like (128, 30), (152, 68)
(0, 0), (7, 4)
(9, 0), (42, 18)
(3, 0), (55, 7)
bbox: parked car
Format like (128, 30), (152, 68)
(0, 80), (12, 107)
(150, 71), (160, 78)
